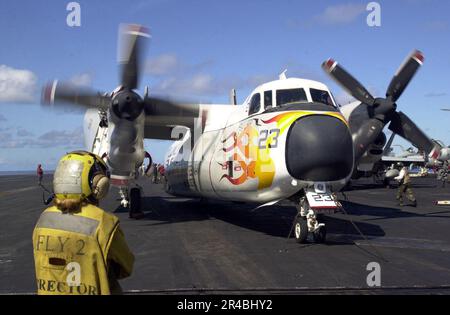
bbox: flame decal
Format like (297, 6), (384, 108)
(220, 111), (347, 189)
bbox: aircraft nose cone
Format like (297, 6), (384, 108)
(286, 115), (353, 182)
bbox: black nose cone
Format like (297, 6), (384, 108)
(286, 115), (353, 182)
(112, 91), (143, 120)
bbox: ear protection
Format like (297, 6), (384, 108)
(54, 150), (111, 202)
(86, 152), (110, 201)
(92, 173), (110, 200)
(70, 150), (110, 201)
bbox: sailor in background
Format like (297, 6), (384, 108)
(394, 162), (417, 207)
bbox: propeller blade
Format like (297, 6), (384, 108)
(118, 24), (150, 90)
(353, 118), (385, 161)
(322, 59), (376, 106)
(386, 50), (424, 102)
(41, 81), (110, 110)
(144, 97), (200, 118)
(388, 111), (435, 154)
(382, 132), (396, 156)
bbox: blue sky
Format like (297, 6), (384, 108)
(0, 0), (449, 170)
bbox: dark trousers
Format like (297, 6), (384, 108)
(396, 183), (416, 204)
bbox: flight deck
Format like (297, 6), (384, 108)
(1, 174), (450, 294)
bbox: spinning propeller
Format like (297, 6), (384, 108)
(42, 24), (199, 121)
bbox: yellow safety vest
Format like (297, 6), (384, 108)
(32, 203), (134, 295)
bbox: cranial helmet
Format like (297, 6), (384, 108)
(396, 162), (404, 168)
(53, 151), (110, 201)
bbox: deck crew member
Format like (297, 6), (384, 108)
(32, 151), (134, 295)
(394, 162), (417, 207)
(37, 164), (44, 185)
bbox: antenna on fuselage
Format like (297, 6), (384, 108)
(230, 88), (237, 105)
(279, 69), (288, 80)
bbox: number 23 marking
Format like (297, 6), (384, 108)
(311, 194), (333, 202)
(259, 129), (280, 149)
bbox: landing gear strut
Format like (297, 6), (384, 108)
(119, 187), (129, 208)
(119, 186), (144, 219)
(130, 187), (142, 214)
(293, 197), (327, 244)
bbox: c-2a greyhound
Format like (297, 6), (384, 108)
(42, 24), (440, 243)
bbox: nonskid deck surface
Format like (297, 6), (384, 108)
(1, 174), (450, 294)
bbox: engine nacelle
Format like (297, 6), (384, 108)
(107, 108), (145, 181)
(354, 132), (387, 176)
(440, 148), (450, 161)
(373, 132), (387, 148)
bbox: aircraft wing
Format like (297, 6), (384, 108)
(381, 155), (426, 166)
(143, 98), (201, 140)
(143, 102), (236, 140)
(143, 125), (178, 140)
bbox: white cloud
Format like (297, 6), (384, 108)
(334, 85), (380, 105)
(145, 53), (213, 76)
(153, 74), (215, 96)
(425, 92), (447, 98)
(314, 3), (366, 25)
(145, 53), (277, 100)
(190, 74), (214, 92)
(152, 73), (273, 99)
(0, 130), (12, 142)
(146, 54), (180, 76)
(0, 127), (83, 149)
(0, 65), (38, 103)
(69, 72), (93, 87)
(17, 128), (34, 137)
(37, 128), (84, 148)
(335, 91), (356, 105)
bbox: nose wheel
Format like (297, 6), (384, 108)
(119, 187), (145, 219)
(294, 216), (308, 243)
(129, 187), (145, 219)
(293, 197), (327, 244)
(129, 187), (141, 212)
(312, 225), (327, 243)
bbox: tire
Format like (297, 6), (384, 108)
(129, 188), (141, 213)
(313, 226), (327, 243)
(294, 216), (308, 244)
(372, 163), (386, 185)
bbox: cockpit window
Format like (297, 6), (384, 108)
(264, 91), (272, 110)
(248, 93), (261, 115)
(310, 88), (335, 107)
(276, 88), (307, 106)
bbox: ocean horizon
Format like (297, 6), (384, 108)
(0, 170), (55, 176)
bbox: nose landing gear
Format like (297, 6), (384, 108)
(119, 187), (129, 208)
(119, 186), (145, 219)
(293, 198), (327, 244)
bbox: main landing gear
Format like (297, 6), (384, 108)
(293, 197), (327, 244)
(119, 186), (145, 219)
